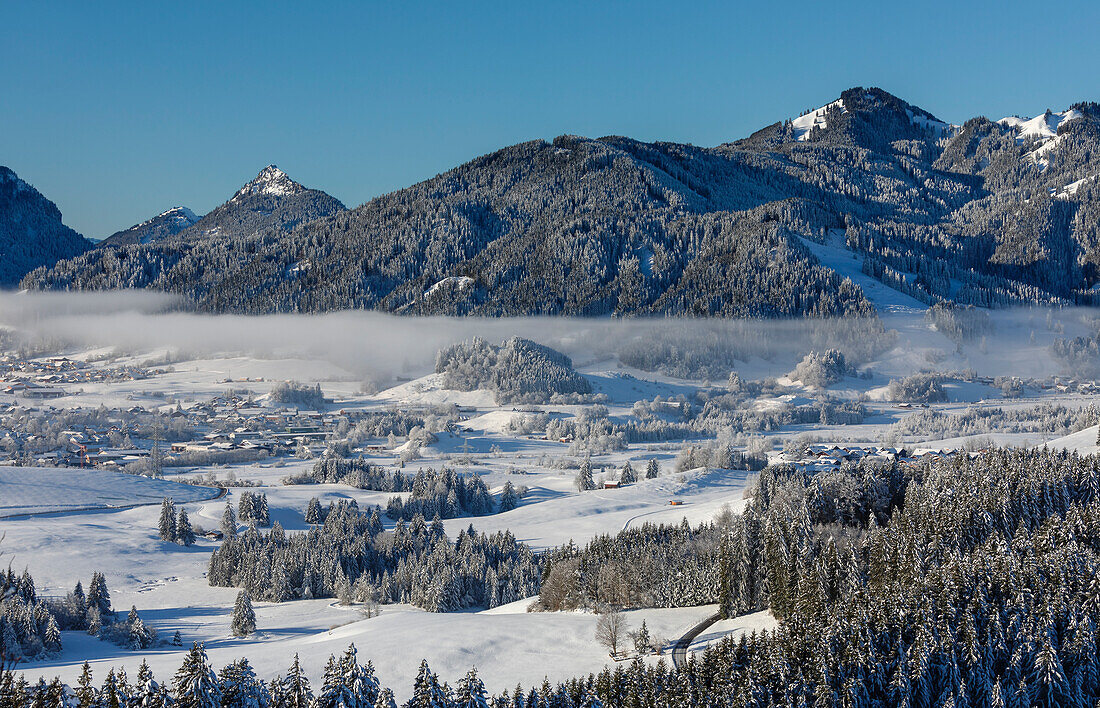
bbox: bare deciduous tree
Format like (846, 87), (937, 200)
(594, 608), (628, 656)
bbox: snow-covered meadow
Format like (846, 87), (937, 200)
(2, 292), (1100, 698)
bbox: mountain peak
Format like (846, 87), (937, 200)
(231, 165), (306, 202)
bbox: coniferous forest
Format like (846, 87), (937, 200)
(11, 447), (1100, 706)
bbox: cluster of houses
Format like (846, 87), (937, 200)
(784, 443), (958, 472)
(0, 356), (166, 401)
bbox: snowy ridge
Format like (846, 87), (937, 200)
(136, 206), (199, 230)
(1052, 174), (1097, 199)
(791, 99), (845, 141)
(424, 275), (475, 298)
(999, 109), (1083, 143)
(230, 165), (307, 202)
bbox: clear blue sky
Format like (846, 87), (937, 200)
(2, 1), (1097, 238)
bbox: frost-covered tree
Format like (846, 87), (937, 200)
(619, 462), (636, 485)
(645, 459), (659, 479)
(594, 609), (627, 655)
(454, 668), (489, 708)
(280, 655), (313, 708)
(87, 572), (112, 621)
(575, 458), (595, 492)
(158, 498), (177, 542)
(176, 510), (195, 547)
(218, 658), (270, 708)
(221, 503), (237, 539)
(498, 482), (519, 513)
(304, 497), (322, 525)
(230, 591), (256, 638)
(173, 643), (221, 708)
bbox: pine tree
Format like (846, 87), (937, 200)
(499, 482), (520, 512)
(281, 655), (313, 708)
(238, 494), (256, 524)
(645, 459), (659, 479)
(86, 606), (102, 636)
(158, 498), (177, 541)
(619, 462), (636, 485)
(100, 669), (123, 708)
(221, 503), (238, 539)
(455, 668), (489, 708)
(575, 458), (595, 492)
(127, 606), (151, 649)
(231, 591), (256, 637)
(305, 498), (322, 525)
(173, 643), (221, 708)
(76, 662), (96, 708)
(341, 644), (379, 708)
(218, 658), (270, 708)
(177, 510), (195, 546)
(632, 620), (650, 653)
(256, 494), (270, 527)
(43, 617), (60, 652)
(133, 660), (164, 708)
(315, 655), (352, 708)
(87, 572), (113, 620)
(407, 660), (446, 708)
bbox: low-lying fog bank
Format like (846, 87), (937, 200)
(0, 291), (1095, 384)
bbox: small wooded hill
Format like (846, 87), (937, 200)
(21, 88), (1100, 315)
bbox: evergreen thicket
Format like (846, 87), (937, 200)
(207, 500), (540, 611)
(13, 448), (1100, 705)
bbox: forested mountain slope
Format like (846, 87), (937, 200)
(21, 88), (1100, 315)
(0, 167), (91, 286)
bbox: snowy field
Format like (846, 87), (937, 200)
(2, 294), (1100, 697)
(0, 467), (219, 518)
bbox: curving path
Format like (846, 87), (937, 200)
(671, 611), (722, 668)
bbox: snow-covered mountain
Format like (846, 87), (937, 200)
(230, 165), (307, 202)
(100, 206), (200, 247)
(170, 165), (345, 244)
(21, 88), (1100, 315)
(97, 166), (344, 251)
(0, 167), (91, 286)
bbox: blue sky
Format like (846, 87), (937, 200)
(2, 1), (1097, 237)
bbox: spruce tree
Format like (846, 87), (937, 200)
(176, 510), (195, 546)
(256, 494), (270, 527)
(575, 458), (595, 492)
(173, 643), (221, 708)
(619, 462), (636, 485)
(282, 655), (313, 708)
(76, 663), (95, 708)
(499, 482), (519, 513)
(305, 498), (322, 525)
(372, 688), (397, 708)
(455, 668), (489, 708)
(158, 498), (177, 541)
(315, 655), (352, 708)
(87, 572), (113, 620)
(221, 503), (237, 539)
(238, 494), (255, 524)
(645, 459), (659, 479)
(230, 591), (256, 637)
